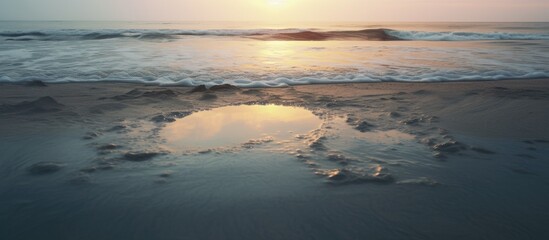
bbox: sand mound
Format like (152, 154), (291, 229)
(24, 80), (47, 87)
(209, 84), (240, 91)
(112, 89), (178, 100)
(1, 96), (63, 114)
(316, 165), (394, 184)
(151, 111), (191, 123)
(189, 85), (208, 93)
(27, 162), (64, 175)
(123, 152), (161, 161)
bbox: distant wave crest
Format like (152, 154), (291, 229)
(0, 29), (309, 41)
(250, 29), (398, 41)
(2, 28), (549, 41)
(386, 30), (549, 41)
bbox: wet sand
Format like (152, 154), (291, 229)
(1, 79), (549, 239)
(2, 79), (548, 138)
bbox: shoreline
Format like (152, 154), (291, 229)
(1, 78), (548, 139)
(2, 77), (549, 88)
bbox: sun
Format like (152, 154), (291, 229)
(267, 0), (284, 6)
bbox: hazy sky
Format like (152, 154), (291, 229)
(1, 0), (548, 22)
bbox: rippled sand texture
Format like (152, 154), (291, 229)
(1, 80), (549, 239)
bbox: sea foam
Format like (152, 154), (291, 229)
(386, 30), (549, 41)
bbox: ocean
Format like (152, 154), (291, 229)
(1, 21), (549, 86)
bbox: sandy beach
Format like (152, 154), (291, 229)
(1, 79), (549, 239)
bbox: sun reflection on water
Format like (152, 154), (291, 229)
(260, 41), (296, 66)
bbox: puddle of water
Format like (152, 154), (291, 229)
(162, 105), (322, 150)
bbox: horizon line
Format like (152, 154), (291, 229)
(1, 20), (549, 23)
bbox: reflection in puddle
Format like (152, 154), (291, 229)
(162, 105), (322, 150)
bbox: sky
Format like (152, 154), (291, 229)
(0, 0), (548, 22)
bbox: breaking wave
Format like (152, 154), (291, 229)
(0, 29), (309, 41)
(2, 28), (549, 41)
(386, 30), (549, 41)
(249, 29), (398, 41)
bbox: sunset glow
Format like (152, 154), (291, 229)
(267, 0), (284, 6)
(0, 0), (548, 21)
